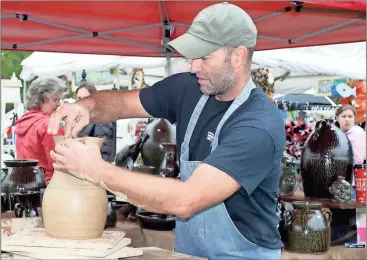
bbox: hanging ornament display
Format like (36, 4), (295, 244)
(251, 68), (275, 99)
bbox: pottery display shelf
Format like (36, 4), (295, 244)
(280, 191), (366, 209)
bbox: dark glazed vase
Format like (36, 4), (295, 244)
(1, 160), (46, 211)
(300, 120), (353, 198)
(159, 143), (179, 178)
(284, 201), (332, 254)
(141, 119), (176, 173)
(1, 193), (7, 212)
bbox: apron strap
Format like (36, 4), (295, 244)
(183, 95), (209, 146)
(211, 80), (256, 151)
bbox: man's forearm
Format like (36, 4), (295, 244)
(77, 89), (151, 124)
(97, 161), (192, 218)
(77, 90), (126, 124)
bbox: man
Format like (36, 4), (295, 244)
(48, 3), (285, 259)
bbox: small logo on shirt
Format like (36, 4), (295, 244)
(207, 131), (215, 143)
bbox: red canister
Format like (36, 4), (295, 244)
(354, 164), (366, 203)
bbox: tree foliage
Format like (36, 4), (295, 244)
(1, 50), (33, 103)
(1, 50), (32, 79)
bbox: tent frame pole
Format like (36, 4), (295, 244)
(0, 6), (365, 52)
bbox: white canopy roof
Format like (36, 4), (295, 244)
(20, 53), (172, 81)
(253, 42), (366, 80)
(20, 43), (366, 94)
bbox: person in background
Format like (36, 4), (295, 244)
(332, 104), (366, 245)
(336, 104), (366, 164)
(280, 104), (289, 123)
(15, 77), (67, 183)
(76, 83), (116, 162)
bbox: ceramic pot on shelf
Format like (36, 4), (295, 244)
(42, 136), (108, 240)
(329, 176), (353, 203)
(279, 162), (298, 196)
(1, 159), (46, 212)
(300, 120), (354, 199)
(159, 143), (179, 178)
(141, 118), (176, 174)
(284, 201), (332, 254)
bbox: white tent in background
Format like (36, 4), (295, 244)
(20, 53), (180, 83)
(20, 42), (366, 95)
(253, 42), (366, 80)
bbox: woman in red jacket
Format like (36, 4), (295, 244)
(15, 77), (67, 183)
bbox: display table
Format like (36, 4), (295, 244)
(1, 212), (365, 259)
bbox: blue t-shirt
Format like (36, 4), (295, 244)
(140, 72), (285, 249)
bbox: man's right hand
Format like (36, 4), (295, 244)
(48, 103), (91, 137)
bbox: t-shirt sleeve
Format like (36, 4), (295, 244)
(203, 126), (275, 197)
(139, 73), (192, 124)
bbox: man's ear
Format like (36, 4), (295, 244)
(233, 46), (248, 69)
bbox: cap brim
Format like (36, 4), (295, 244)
(167, 33), (222, 59)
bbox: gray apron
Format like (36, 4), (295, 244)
(174, 80), (281, 259)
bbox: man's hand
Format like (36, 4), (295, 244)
(50, 138), (105, 183)
(48, 103), (90, 137)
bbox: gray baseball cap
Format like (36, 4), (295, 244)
(167, 2), (257, 59)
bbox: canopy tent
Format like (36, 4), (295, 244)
(1, 1), (366, 56)
(253, 42), (366, 80)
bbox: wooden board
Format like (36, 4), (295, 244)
(3, 228), (125, 250)
(2, 238), (131, 257)
(1, 252), (35, 260)
(7, 247), (143, 260)
(2, 247), (205, 260)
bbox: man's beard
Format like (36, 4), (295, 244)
(198, 62), (237, 96)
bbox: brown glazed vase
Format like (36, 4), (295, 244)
(42, 136), (108, 240)
(284, 201), (332, 254)
(300, 120), (353, 198)
(141, 119), (176, 173)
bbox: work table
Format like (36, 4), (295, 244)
(1, 211), (365, 260)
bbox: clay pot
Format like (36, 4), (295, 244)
(1, 159), (46, 211)
(13, 192), (40, 218)
(141, 119), (176, 171)
(159, 143), (179, 178)
(42, 136), (108, 240)
(279, 162), (298, 196)
(136, 210), (176, 231)
(301, 120), (354, 198)
(329, 176), (352, 203)
(284, 201), (332, 254)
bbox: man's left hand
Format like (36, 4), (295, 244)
(50, 139), (104, 184)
